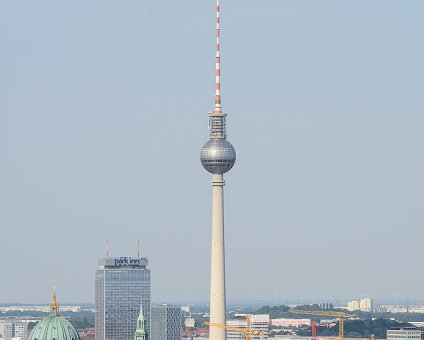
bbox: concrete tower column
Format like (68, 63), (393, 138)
(210, 173), (226, 340)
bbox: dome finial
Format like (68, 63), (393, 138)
(51, 287), (57, 308)
(50, 287), (59, 316)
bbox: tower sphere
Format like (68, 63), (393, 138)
(200, 139), (236, 174)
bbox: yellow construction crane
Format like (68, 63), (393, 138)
(203, 316), (263, 340)
(289, 309), (354, 340)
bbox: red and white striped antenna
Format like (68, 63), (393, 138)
(213, 0), (222, 115)
(106, 239), (109, 258)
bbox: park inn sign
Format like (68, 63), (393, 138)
(98, 256), (149, 269)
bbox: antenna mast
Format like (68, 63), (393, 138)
(138, 239), (140, 258)
(214, 0), (222, 114)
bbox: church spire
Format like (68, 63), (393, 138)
(134, 302), (146, 340)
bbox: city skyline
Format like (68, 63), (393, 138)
(1, 0), (423, 304)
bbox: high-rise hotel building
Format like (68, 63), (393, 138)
(95, 257), (151, 340)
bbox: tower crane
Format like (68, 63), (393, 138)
(203, 316), (264, 340)
(289, 309), (354, 340)
(312, 320), (317, 340)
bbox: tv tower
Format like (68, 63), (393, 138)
(200, 1), (236, 339)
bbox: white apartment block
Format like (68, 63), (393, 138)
(347, 300), (359, 311)
(408, 306), (424, 313)
(383, 306), (408, 313)
(381, 305), (424, 314)
(13, 323), (27, 340)
(0, 321), (27, 340)
(360, 298), (372, 312)
(347, 298), (372, 312)
(0, 322), (13, 340)
(181, 306), (190, 313)
(0, 306), (80, 313)
(271, 318), (311, 327)
(184, 317), (195, 328)
(227, 314), (269, 340)
(387, 328), (421, 340)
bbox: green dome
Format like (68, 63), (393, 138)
(28, 291), (80, 340)
(28, 315), (80, 340)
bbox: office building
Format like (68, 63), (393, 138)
(226, 315), (269, 340)
(95, 256), (150, 340)
(387, 328), (421, 340)
(150, 305), (181, 340)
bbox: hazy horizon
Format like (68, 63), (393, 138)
(3, 298), (424, 308)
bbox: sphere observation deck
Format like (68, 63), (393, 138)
(200, 139), (236, 174)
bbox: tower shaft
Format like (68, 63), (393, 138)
(209, 173), (226, 340)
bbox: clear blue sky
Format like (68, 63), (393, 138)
(0, 0), (423, 304)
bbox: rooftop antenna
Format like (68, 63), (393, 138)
(137, 239), (140, 258)
(106, 239), (109, 258)
(214, 0), (222, 115)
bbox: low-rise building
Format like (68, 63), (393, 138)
(387, 328), (421, 340)
(227, 314), (269, 340)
